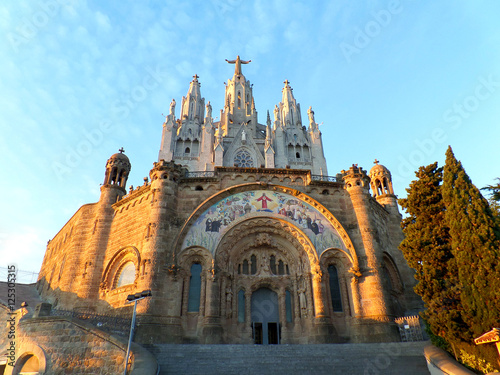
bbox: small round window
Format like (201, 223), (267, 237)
(234, 150), (254, 168)
(115, 262), (136, 288)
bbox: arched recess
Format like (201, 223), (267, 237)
(320, 248), (356, 319)
(214, 216), (320, 334)
(214, 217), (317, 273)
(177, 246), (213, 271)
(382, 252), (405, 317)
(12, 343), (47, 375)
(172, 183), (358, 269)
(177, 246), (213, 318)
(100, 246), (141, 299)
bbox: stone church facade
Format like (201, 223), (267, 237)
(36, 57), (421, 346)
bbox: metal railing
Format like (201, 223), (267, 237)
(395, 315), (425, 342)
(311, 175), (337, 183)
(51, 308), (131, 336)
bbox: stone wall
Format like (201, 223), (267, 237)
(4, 314), (157, 375)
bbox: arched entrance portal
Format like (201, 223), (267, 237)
(251, 288), (279, 344)
(214, 217), (322, 344)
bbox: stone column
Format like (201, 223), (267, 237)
(202, 273), (223, 343)
(311, 267), (327, 317)
(310, 266), (338, 343)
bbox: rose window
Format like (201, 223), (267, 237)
(234, 151), (254, 168)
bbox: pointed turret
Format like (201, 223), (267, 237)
(158, 99), (178, 162)
(280, 80), (301, 128)
(180, 74), (205, 126)
(169, 74), (206, 171)
(221, 56), (257, 137)
(307, 106), (328, 175)
(265, 110), (275, 168)
(199, 101), (215, 171)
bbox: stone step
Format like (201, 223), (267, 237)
(146, 341), (430, 375)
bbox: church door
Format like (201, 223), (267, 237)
(251, 288), (280, 345)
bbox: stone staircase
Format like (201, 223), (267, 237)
(146, 341), (430, 375)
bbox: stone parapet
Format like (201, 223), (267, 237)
(424, 344), (477, 375)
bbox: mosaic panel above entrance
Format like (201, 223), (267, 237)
(182, 190), (347, 256)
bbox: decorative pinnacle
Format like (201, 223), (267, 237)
(193, 74), (199, 81)
(118, 147), (125, 153)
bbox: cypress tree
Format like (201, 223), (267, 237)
(399, 162), (466, 343)
(442, 146), (500, 338)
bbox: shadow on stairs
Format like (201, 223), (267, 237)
(144, 341), (430, 375)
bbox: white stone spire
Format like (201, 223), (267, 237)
(280, 80), (301, 128)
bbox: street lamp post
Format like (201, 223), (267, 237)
(123, 289), (152, 375)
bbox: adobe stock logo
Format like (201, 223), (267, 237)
(7, 0), (76, 53)
(395, 75), (500, 181)
(340, 0), (403, 63)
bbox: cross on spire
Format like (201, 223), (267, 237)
(193, 74), (199, 81)
(374, 159), (379, 165)
(119, 147), (125, 153)
(284, 79), (291, 87)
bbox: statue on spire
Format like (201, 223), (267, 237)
(225, 55), (251, 76)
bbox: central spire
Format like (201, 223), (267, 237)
(225, 55), (251, 76)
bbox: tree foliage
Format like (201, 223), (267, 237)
(482, 178), (500, 202)
(399, 162), (466, 343)
(399, 147), (500, 371)
(442, 146), (500, 338)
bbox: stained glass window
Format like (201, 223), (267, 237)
(234, 150), (254, 168)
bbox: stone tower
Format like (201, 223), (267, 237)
(77, 149), (131, 305)
(342, 164), (399, 341)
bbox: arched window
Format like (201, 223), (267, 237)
(383, 177), (390, 194)
(296, 152), (301, 159)
(115, 262), (136, 288)
(238, 91), (241, 108)
(243, 259), (249, 275)
(328, 265), (343, 312)
(278, 260), (285, 275)
(238, 289), (245, 323)
(185, 147), (190, 155)
(250, 254), (257, 275)
(188, 263), (202, 312)
(270, 255), (277, 275)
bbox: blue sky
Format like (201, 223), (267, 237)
(1, 0), (500, 277)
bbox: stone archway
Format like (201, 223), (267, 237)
(214, 217), (328, 344)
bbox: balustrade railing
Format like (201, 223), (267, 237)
(311, 175), (337, 183)
(184, 171), (217, 178)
